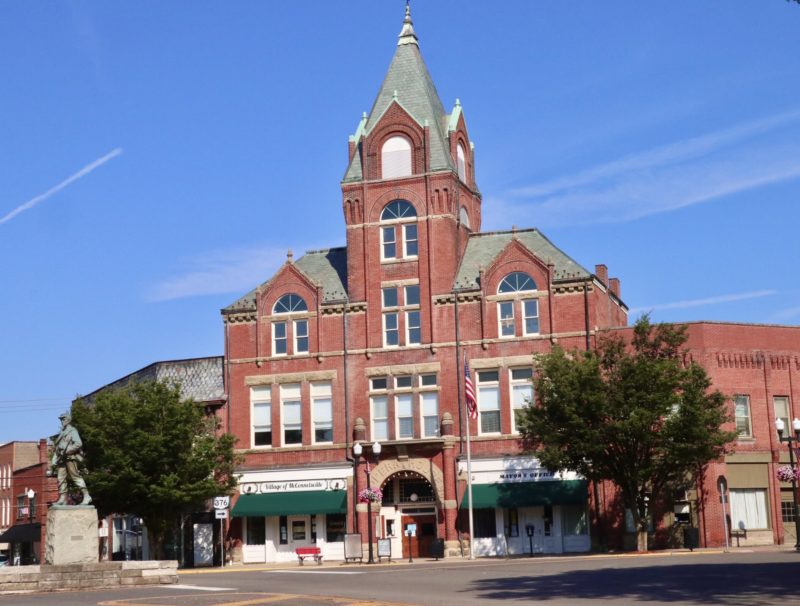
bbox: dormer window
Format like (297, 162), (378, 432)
(497, 272), (540, 338)
(456, 142), (467, 182)
(272, 293), (309, 356)
(382, 136), (412, 179)
(380, 200), (418, 261)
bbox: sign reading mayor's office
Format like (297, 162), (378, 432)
(240, 478), (346, 495)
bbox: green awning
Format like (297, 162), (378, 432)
(232, 491), (347, 517)
(460, 480), (588, 509)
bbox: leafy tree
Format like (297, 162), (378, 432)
(71, 380), (240, 558)
(517, 316), (736, 551)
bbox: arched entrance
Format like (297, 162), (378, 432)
(374, 466), (440, 559)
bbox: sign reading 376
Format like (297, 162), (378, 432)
(213, 496), (230, 510)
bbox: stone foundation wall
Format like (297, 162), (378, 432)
(0, 561), (178, 593)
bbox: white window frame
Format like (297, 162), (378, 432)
(251, 386), (272, 449)
(371, 395), (389, 441)
(281, 383), (302, 446)
(734, 394), (752, 438)
(522, 299), (540, 335)
(311, 381), (333, 444)
(421, 391), (439, 438)
(498, 301), (515, 338)
(395, 393), (414, 440)
(381, 226), (397, 260)
(403, 223), (418, 258)
(294, 319), (309, 354)
(405, 310), (421, 345)
(273, 321), (288, 356)
(509, 368), (533, 434)
(383, 312), (400, 347)
(774, 396), (790, 435)
(477, 370), (501, 435)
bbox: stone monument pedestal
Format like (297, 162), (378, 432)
(45, 506), (99, 565)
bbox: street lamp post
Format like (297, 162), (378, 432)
(26, 489), (35, 524)
(353, 441), (382, 564)
(775, 417), (800, 552)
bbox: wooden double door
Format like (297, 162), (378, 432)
(401, 514), (437, 559)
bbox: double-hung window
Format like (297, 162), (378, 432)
(382, 283), (421, 347)
(510, 368), (533, 433)
(380, 200), (418, 261)
(312, 382), (333, 443)
(396, 393), (414, 439)
(734, 394), (752, 438)
(372, 395), (389, 441)
(774, 396), (791, 434)
(496, 272), (539, 338)
(421, 390), (439, 438)
(281, 383), (302, 446)
(272, 293), (310, 356)
(477, 370), (501, 434)
(251, 386), (272, 447)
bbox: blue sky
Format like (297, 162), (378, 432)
(2, 1), (799, 443)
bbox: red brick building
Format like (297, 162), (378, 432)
(221, 8), (799, 561)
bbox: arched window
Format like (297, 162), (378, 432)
(459, 206), (471, 230)
(456, 142), (467, 182)
(271, 294), (309, 356)
(498, 272), (536, 293)
(380, 200), (418, 260)
(382, 136), (412, 179)
(497, 272), (539, 338)
(273, 294), (308, 314)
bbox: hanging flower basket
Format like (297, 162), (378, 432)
(776, 465), (800, 482)
(358, 487), (383, 503)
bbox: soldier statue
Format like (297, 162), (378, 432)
(51, 412), (92, 506)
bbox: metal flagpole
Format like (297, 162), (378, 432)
(464, 354), (475, 560)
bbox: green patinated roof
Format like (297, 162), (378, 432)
(343, 10), (455, 183)
(453, 229), (591, 291)
(222, 247), (348, 313)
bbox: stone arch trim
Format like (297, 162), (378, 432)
(370, 457), (445, 503)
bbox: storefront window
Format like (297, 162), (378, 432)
(473, 508), (496, 538)
(503, 508), (519, 537)
(326, 513), (346, 542)
(279, 516), (288, 544)
(563, 506), (588, 536)
(292, 519), (307, 542)
(246, 517), (266, 544)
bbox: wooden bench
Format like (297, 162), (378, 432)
(295, 546), (323, 565)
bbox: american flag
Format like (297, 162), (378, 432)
(464, 355), (477, 421)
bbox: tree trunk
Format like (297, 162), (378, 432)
(637, 528), (648, 552)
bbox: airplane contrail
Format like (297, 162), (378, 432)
(0, 147), (123, 226)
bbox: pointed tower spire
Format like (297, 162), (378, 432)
(398, 2), (418, 46)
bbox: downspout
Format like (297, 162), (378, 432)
(338, 297), (356, 533)
(583, 279), (591, 351)
(454, 290), (464, 456)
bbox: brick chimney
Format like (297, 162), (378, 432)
(594, 264), (608, 285)
(609, 277), (621, 298)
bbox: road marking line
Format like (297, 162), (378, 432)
(165, 583), (236, 591)
(267, 570), (363, 575)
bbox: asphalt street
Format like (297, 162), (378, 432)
(1, 549), (799, 606)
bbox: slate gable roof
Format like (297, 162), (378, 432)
(79, 356), (225, 404)
(343, 15), (454, 183)
(222, 247), (348, 313)
(453, 229), (591, 291)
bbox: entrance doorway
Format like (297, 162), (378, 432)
(401, 514), (436, 559)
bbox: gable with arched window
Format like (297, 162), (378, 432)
(496, 272), (539, 337)
(381, 136), (412, 179)
(272, 293), (310, 356)
(380, 200), (418, 261)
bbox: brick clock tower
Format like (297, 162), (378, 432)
(223, 6), (627, 564)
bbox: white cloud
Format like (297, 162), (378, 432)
(0, 148), (123, 226)
(628, 290), (777, 315)
(146, 244), (293, 302)
(490, 110), (800, 229)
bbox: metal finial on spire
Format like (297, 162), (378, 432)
(398, 1), (418, 46)
(287, 248), (293, 263)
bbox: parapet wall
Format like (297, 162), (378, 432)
(0, 560), (178, 593)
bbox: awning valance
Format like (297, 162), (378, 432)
(232, 490), (347, 517)
(0, 523), (41, 543)
(460, 480), (588, 509)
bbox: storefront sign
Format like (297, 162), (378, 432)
(240, 478), (346, 495)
